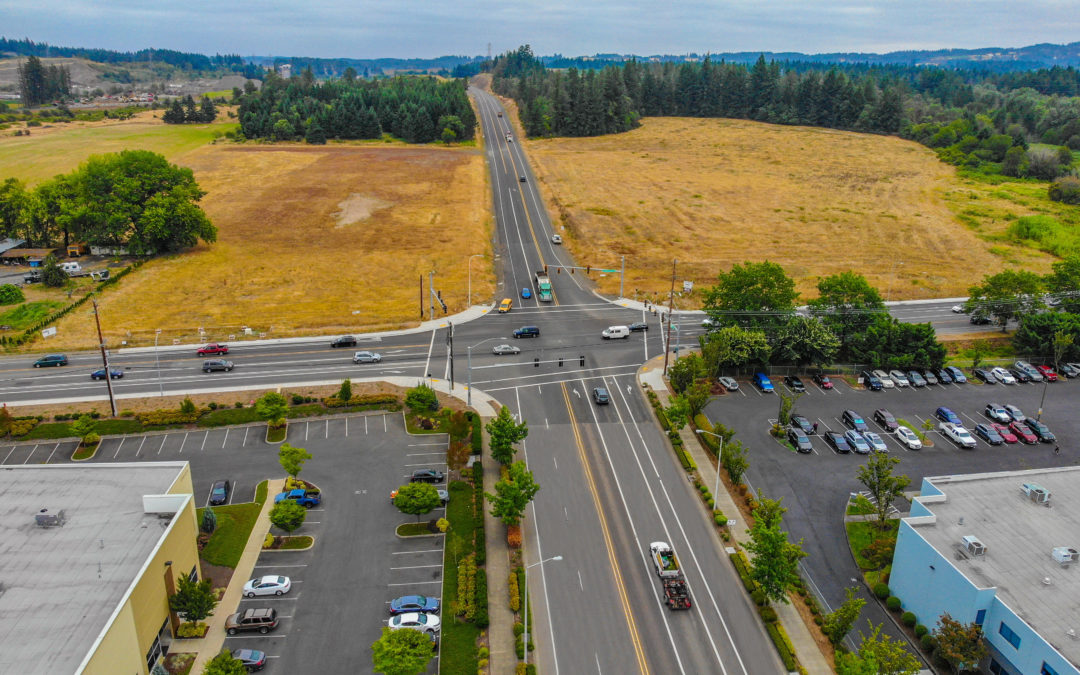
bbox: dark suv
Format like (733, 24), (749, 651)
(331, 335), (357, 348)
(842, 410), (869, 432)
(33, 354), (68, 368)
(860, 370), (882, 391)
(513, 326), (540, 338)
(410, 469), (445, 483)
(225, 608), (279, 635)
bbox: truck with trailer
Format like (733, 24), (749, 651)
(534, 270), (553, 302)
(649, 542), (691, 609)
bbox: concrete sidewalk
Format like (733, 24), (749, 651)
(185, 478), (285, 673)
(479, 421), (516, 675)
(638, 358), (832, 675)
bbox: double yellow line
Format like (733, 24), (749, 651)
(560, 382), (649, 674)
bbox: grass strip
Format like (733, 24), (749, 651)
(196, 502), (262, 569)
(266, 425), (286, 443)
(254, 480), (268, 506)
(396, 522), (434, 537)
(440, 480), (479, 675)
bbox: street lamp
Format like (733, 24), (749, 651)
(524, 554), (563, 667)
(154, 329), (163, 397)
(467, 337), (507, 407)
(695, 428), (725, 503)
(468, 254), (485, 307)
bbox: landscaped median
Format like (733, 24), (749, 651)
(439, 468), (485, 675)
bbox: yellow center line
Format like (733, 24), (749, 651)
(560, 382), (649, 674)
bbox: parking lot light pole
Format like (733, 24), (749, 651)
(468, 254), (484, 307)
(695, 429), (725, 501)
(467, 337), (506, 407)
(524, 554), (563, 667)
(1037, 377), (1049, 421)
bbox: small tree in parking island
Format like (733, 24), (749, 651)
(278, 443), (312, 481)
(269, 499), (307, 534)
(71, 414), (98, 444)
(371, 626), (433, 675)
(202, 649), (248, 675)
(394, 482), (441, 522)
(168, 575), (218, 630)
(487, 405), (528, 465)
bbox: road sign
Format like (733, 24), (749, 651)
(41, 327), (57, 338)
(683, 281), (694, 292)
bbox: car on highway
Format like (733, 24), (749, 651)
(701, 317), (717, 328)
(951, 304), (965, 313)
(991, 367), (1015, 385)
(844, 430), (871, 454)
(1014, 360), (1043, 382)
(842, 410), (869, 432)
(895, 426), (922, 450)
(920, 369), (939, 385)
(907, 370), (927, 388)
(984, 403), (1011, 424)
(940, 422), (976, 449)
(784, 375), (806, 393)
(225, 608), (279, 635)
(860, 370), (883, 391)
(1010, 421), (1038, 444)
(410, 469), (444, 483)
(518, 175), (526, 182)
(752, 372), (774, 393)
(202, 359), (234, 373)
(973, 423), (1003, 446)
(718, 376), (739, 391)
(787, 427), (813, 453)
(1004, 404), (1026, 422)
(972, 368), (995, 384)
(551, 234), (562, 244)
(888, 370), (910, 387)
(390, 595), (441, 615)
(243, 576), (291, 597)
(209, 479), (230, 506)
(492, 344), (520, 355)
(812, 372), (833, 389)
(935, 407), (963, 426)
(944, 366), (967, 383)
(389, 612), (441, 634)
(1036, 365), (1058, 382)
(513, 326), (540, 338)
(1009, 368), (1032, 383)
(863, 431), (888, 452)
(871, 369), (894, 389)
(521, 288), (532, 299)
(90, 368), (123, 380)
(232, 649), (267, 672)
(331, 335), (357, 348)
(969, 313), (992, 325)
(197, 343), (229, 356)
(936, 368), (953, 384)
(1024, 418), (1056, 442)
(790, 414), (815, 435)
(498, 298), (513, 313)
(592, 387), (610, 405)
(991, 423), (1018, 444)
(628, 322), (648, 332)
(33, 354), (68, 368)
(873, 409), (898, 432)
(824, 431), (851, 453)
(352, 350), (382, 364)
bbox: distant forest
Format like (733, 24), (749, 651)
(0, 37), (262, 78)
(238, 71), (476, 144)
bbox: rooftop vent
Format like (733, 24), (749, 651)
(1052, 547), (1078, 565)
(34, 508), (66, 528)
(961, 535), (987, 557)
(1021, 483), (1051, 504)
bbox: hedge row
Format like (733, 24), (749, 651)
(645, 389), (696, 470)
(474, 567), (489, 628)
(136, 409), (200, 426)
(456, 553), (477, 619)
(729, 550), (759, 594)
(473, 462), (486, 566)
(765, 621), (799, 672)
(468, 411), (482, 454)
(322, 393), (398, 408)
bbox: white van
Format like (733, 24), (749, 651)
(602, 325), (630, 340)
(60, 262), (82, 274)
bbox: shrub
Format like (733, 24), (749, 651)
(478, 647), (489, 659)
(235, 401), (244, 408)
(759, 606), (778, 623)
(751, 589), (767, 606)
(901, 611), (917, 627)
(1049, 177), (1080, 205)
(507, 525), (522, 548)
(513, 621), (525, 637)
(873, 583), (890, 599)
(263, 533), (275, 548)
(886, 596), (902, 611)
(81, 432), (100, 447)
(180, 397), (196, 414)
(920, 633), (936, 652)
(508, 570), (520, 611)
(765, 621), (798, 671)
(176, 622), (204, 638)
(405, 383), (439, 413)
(137, 409), (199, 426)
(915, 624), (928, 638)
(291, 393), (305, 405)
(474, 568), (489, 627)
(714, 513), (727, 527)
(0, 283), (25, 305)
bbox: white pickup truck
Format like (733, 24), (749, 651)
(649, 542), (682, 579)
(940, 422), (976, 449)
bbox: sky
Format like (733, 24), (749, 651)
(2, 0), (1078, 59)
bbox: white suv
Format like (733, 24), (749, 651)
(551, 234), (563, 244)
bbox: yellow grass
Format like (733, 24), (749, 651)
(523, 117), (1056, 302)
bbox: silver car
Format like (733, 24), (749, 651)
(888, 370), (910, 387)
(492, 344), (521, 355)
(352, 351), (382, 364)
(872, 369), (895, 389)
(844, 429), (871, 454)
(862, 431), (889, 452)
(718, 376), (739, 391)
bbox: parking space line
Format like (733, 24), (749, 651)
(325, 419), (329, 439)
(384, 415), (387, 432)
(390, 564), (442, 570)
(243, 427), (249, 446)
(409, 442), (446, 447)
(222, 429), (229, 448)
(365, 416), (369, 434)
(392, 549), (443, 555)
(113, 437), (126, 459)
(408, 452), (445, 456)
(962, 412), (981, 427)
(23, 444), (38, 463)
(200, 431), (209, 451)
(45, 442), (61, 463)
(178, 432), (189, 454)
(305, 421), (309, 441)
(255, 564), (308, 568)
(2, 446), (15, 464)
(136, 436), (146, 457)
(405, 463), (447, 467)
(388, 580), (442, 586)
(816, 417), (834, 432)
(227, 634), (289, 639)
(157, 436), (167, 454)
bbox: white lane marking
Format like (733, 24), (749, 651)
(243, 427), (249, 446)
(388, 580), (442, 586)
(201, 431), (209, 451)
(113, 437), (126, 458)
(46, 442), (61, 463)
(391, 549), (443, 555)
(136, 436), (146, 457)
(222, 428), (229, 448)
(178, 432), (188, 454)
(424, 329), (437, 380)
(23, 444), (37, 464)
(157, 435), (167, 455)
(390, 564), (442, 570)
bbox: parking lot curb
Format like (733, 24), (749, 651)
(393, 530), (444, 540)
(262, 535), (316, 551)
(70, 439), (101, 461)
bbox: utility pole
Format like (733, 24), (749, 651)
(419, 274), (423, 319)
(92, 299), (118, 417)
(619, 255), (625, 299)
(429, 270), (435, 324)
(663, 259), (677, 375)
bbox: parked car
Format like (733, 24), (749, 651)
(1036, 365), (1058, 382)
(824, 431), (851, 453)
(225, 608), (279, 635)
(984, 403), (1011, 424)
(990, 367), (1016, 385)
(940, 422), (976, 449)
(812, 372), (833, 389)
(1014, 360), (1043, 382)
(1009, 368), (1032, 383)
(991, 423), (1018, 444)
(972, 368), (995, 384)
(33, 354), (68, 368)
(888, 370), (910, 387)
(390, 595), (441, 615)
(862, 431), (888, 452)
(197, 343), (229, 356)
(874, 409), (899, 432)
(790, 414), (815, 435)
(232, 649), (267, 672)
(860, 370), (883, 391)
(410, 469), (445, 483)
(935, 407), (963, 426)
(353, 351), (382, 363)
(701, 317), (717, 328)
(1010, 421), (1038, 444)
(784, 375), (806, 393)
(871, 369), (894, 389)
(492, 344), (521, 355)
(842, 410), (869, 432)
(1066, 363), (1080, 377)
(330, 335), (357, 348)
(1059, 363), (1079, 378)
(551, 234), (562, 244)
(592, 387), (610, 405)
(1004, 404), (1026, 422)
(907, 370), (927, 388)
(628, 322), (648, 332)
(1024, 418), (1056, 442)
(242, 576), (291, 597)
(389, 612), (441, 634)
(752, 372), (774, 393)
(90, 368), (123, 380)
(202, 359), (234, 373)
(936, 369), (953, 384)
(717, 376), (739, 391)
(944, 366), (967, 383)
(973, 423), (1003, 446)
(521, 288), (532, 299)
(921, 369), (939, 385)
(895, 426), (922, 450)
(209, 479), (230, 506)
(787, 428), (814, 453)
(844, 430), (871, 454)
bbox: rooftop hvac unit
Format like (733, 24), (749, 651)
(34, 508), (66, 528)
(1052, 547), (1078, 564)
(961, 535), (987, 556)
(1021, 483), (1051, 504)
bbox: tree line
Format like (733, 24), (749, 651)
(0, 37), (250, 74)
(238, 72), (476, 145)
(162, 95), (218, 124)
(16, 55), (71, 105)
(0, 150), (216, 255)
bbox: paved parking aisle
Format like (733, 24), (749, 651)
(0, 440), (77, 464)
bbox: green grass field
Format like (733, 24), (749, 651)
(196, 502), (263, 568)
(441, 480), (480, 675)
(0, 301), (65, 330)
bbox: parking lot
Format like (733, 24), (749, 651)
(7, 412), (447, 673)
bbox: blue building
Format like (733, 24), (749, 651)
(891, 467), (1080, 675)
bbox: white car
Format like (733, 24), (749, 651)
(862, 431), (889, 452)
(492, 344), (521, 355)
(389, 612), (441, 634)
(353, 351), (382, 364)
(990, 367), (1015, 385)
(984, 403), (1011, 424)
(895, 426), (922, 450)
(940, 422), (976, 449)
(551, 234), (563, 244)
(243, 575), (291, 597)
(951, 304), (965, 313)
(871, 369), (895, 389)
(702, 317), (717, 328)
(888, 370), (910, 387)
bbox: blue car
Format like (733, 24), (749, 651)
(521, 288), (532, 299)
(753, 372), (774, 393)
(944, 366), (967, 383)
(390, 595), (441, 615)
(935, 407), (962, 426)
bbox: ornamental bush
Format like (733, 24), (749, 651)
(901, 611), (917, 627)
(886, 596), (902, 611)
(873, 583), (891, 599)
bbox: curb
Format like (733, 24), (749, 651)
(70, 439), (101, 461)
(262, 535), (316, 552)
(394, 528), (445, 540)
(265, 422), (286, 445)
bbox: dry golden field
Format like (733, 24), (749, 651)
(523, 116), (1055, 301)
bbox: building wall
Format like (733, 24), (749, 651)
(82, 602), (144, 675)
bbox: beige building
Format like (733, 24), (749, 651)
(0, 462), (202, 675)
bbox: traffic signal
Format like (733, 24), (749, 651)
(579, 355), (585, 367)
(558, 357), (563, 367)
(534, 357), (540, 368)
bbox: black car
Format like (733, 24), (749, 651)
(1024, 418), (1056, 443)
(1009, 368), (1032, 383)
(972, 368), (995, 383)
(973, 423), (1003, 446)
(33, 354), (68, 368)
(592, 387), (610, 405)
(860, 370), (883, 391)
(784, 376), (806, 393)
(90, 368), (123, 380)
(628, 322), (648, 332)
(202, 359), (234, 373)
(970, 314), (992, 325)
(513, 326), (540, 338)
(331, 335), (357, 348)
(232, 649), (266, 672)
(410, 469), (445, 483)
(824, 431), (851, 453)
(209, 479), (230, 505)
(936, 369), (953, 384)
(842, 410), (869, 432)
(790, 414), (815, 435)
(787, 428), (813, 453)
(873, 408), (898, 432)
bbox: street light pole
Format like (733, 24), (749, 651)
(468, 254), (484, 307)
(154, 329), (163, 397)
(524, 554), (563, 667)
(1037, 377), (1049, 421)
(696, 429), (725, 500)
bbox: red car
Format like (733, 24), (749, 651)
(991, 423), (1018, 444)
(812, 373), (833, 389)
(1035, 365), (1058, 382)
(197, 343), (229, 356)
(1009, 421), (1038, 444)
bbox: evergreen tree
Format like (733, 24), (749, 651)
(305, 120), (327, 144)
(198, 96), (217, 123)
(182, 95), (198, 122)
(162, 99), (186, 124)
